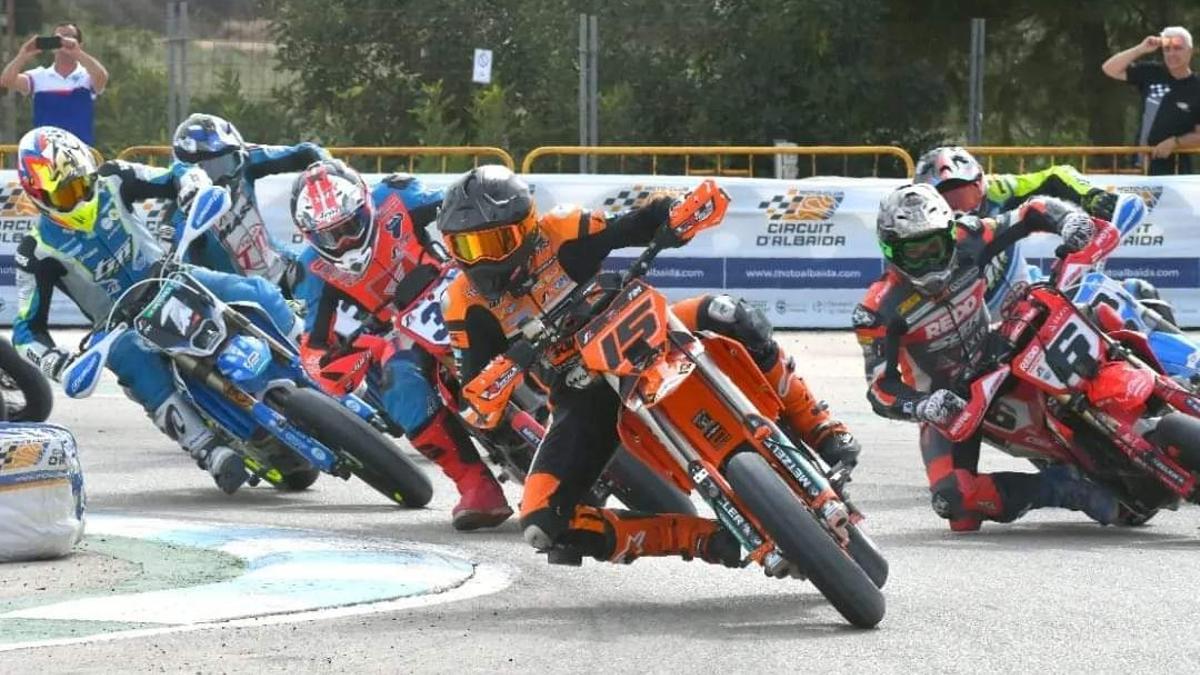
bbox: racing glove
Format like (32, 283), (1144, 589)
(1058, 211), (1096, 252)
(913, 389), (967, 426)
(1082, 188), (1118, 221)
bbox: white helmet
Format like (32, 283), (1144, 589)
(876, 183), (957, 294)
(291, 159), (375, 276)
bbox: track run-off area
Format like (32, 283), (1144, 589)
(3, 330), (1199, 672)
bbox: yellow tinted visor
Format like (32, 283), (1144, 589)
(46, 174), (94, 211)
(445, 213), (535, 264)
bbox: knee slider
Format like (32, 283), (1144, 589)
(522, 523), (556, 552)
(702, 295), (777, 366)
(930, 478), (967, 521)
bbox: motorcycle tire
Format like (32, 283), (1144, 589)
(846, 523), (888, 589)
(0, 337), (53, 422)
(270, 387), (433, 507)
(725, 451), (885, 628)
(1115, 505), (1159, 527)
(276, 467), (321, 491)
(604, 448), (697, 516)
(1150, 412), (1200, 473)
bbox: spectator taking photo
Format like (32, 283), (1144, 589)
(1102, 26), (1200, 175)
(0, 22), (108, 145)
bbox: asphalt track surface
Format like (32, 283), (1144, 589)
(6, 330), (1200, 673)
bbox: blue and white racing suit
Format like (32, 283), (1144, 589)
(13, 161), (297, 428)
(161, 143), (329, 291)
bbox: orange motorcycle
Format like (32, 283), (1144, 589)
(462, 182), (887, 628)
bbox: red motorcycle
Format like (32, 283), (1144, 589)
(931, 219), (1200, 524)
(321, 263), (697, 516)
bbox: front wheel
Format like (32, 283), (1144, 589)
(725, 451), (885, 628)
(0, 337), (53, 422)
(271, 387), (433, 507)
(1150, 412), (1200, 472)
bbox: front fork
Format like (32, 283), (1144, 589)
(615, 340), (850, 575)
(677, 317), (851, 537)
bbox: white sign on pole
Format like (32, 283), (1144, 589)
(472, 48), (493, 84)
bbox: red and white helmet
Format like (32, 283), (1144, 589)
(291, 159), (375, 275)
(914, 146), (987, 215)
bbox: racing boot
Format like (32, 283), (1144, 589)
(1035, 465), (1119, 525)
(763, 351), (861, 470)
(152, 392), (248, 494)
(579, 507), (743, 567)
(410, 410), (513, 531)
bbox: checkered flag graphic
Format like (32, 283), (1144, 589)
(602, 187), (654, 213)
(0, 183), (39, 217)
(758, 190), (843, 221)
(758, 193), (794, 221)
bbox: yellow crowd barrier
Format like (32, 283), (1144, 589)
(967, 146), (1200, 175)
(521, 145), (915, 178)
(3, 143), (1198, 178)
(115, 146), (516, 172)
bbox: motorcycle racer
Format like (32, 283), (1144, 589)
(439, 165), (860, 567)
(912, 146), (1168, 315)
(12, 126), (300, 494)
(289, 159), (512, 531)
(162, 113), (329, 294)
(853, 183), (1120, 531)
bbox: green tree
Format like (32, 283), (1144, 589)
(191, 68), (297, 144)
(409, 80), (469, 172)
(469, 82), (524, 149)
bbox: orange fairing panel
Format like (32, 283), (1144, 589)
(617, 413), (694, 493)
(697, 334), (783, 421)
(577, 281), (670, 376)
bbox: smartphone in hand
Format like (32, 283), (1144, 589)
(34, 36), (63, 51)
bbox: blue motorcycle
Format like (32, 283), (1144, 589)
(62, 187), (433, 506)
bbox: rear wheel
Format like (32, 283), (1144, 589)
(725, 451), (885, 628)
(846, 523), (888, 588)
(0, 337), (53, 422)
(271, 387), (433, 507)
(604, 447), (697, 515)
(276, 467), (321, 491)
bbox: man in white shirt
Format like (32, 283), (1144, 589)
(0, 22), (108, 145)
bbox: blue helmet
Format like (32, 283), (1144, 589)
(172, 113), (247, 186)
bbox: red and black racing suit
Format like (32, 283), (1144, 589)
(853, 197), (1090, 531)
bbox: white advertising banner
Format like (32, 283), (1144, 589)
(1, 171), (1197, 329)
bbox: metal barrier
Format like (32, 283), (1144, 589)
(116, 145), (515, 171)
(521, 145), (915, 178)
(967, 146), (1200, 175)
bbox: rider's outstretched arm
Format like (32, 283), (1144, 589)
(989, 166), (1116, 218)
(243, 143), (331, 182)
(97, 160), (177, 210)
(977, 196), (1095, 270)
(556, 197), (674, 276)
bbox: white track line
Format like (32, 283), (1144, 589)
(0, 561), (513, 653)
